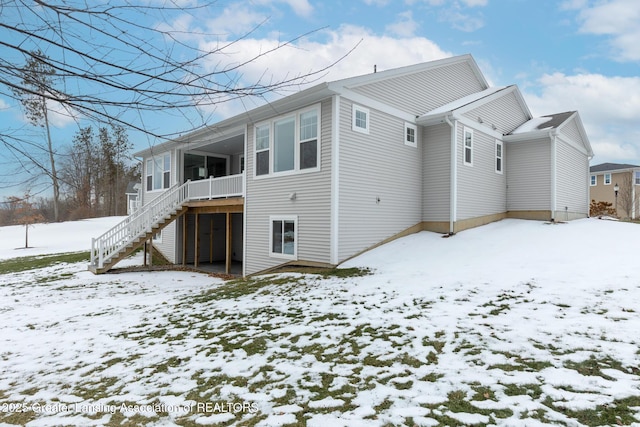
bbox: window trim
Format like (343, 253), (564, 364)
(590, 175), (597, 186)
(635, 171), (640, 185)
(254, 104), (321, 179)
(153, 230), (163, 243)
(404, 122), (417, 147)
(495, 140), (503, 174)
(146, 153), (171, 192)
(463, 127), (473, 166)
(604, 173), (612, 185)
(352, 104), (370, 134)
(269, 215), (298, 260)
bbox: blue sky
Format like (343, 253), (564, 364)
(1, 0), (640, 197)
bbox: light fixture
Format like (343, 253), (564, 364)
(288, 192), (297, 201)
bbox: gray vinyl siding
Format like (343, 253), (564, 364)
(506, 139), (551, 211)
(350, 62), (485, 115)
(244, 99), (333, 275)
(456, 127), (506, 220)
(337, 99), (423, 262)
(559, 118), (581, 143)
(422, 123), (451, 221)
(556, 139), (589, 216)
(463, 92), (529, 135)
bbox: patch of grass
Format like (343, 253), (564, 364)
(488, 352), (553, 372)
(563, 355), (626, 380)
(544, 395), (640, 426)
(0, 251), (89, 274)
(502, 383), (543, 400)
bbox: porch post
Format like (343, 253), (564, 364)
(143, 241), (147, 267)
(182, 215), (187, 266)
(225, 212), (232, 274)
(194, 212), (199, 268)
(209, 217), (214, 264)
(149, 237), (153, 268)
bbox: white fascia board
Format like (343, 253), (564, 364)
(503, 129), (552, 143)
(333, 86), (418, 123)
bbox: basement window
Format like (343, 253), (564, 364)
(270, 216), (297, 260)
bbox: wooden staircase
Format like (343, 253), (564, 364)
(89, 181), (191, 274)
(88, 206), (187, 274)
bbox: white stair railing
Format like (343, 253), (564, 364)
(90, 180), (190, 269)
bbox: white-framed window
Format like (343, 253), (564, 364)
(635, 171), (640, 185)
(239, 155), (245, 173)
(254, 105), (320, 178)
(463, 127), (473, 166)
(604, 173), (611, 185)
(269, 215), (297, 259)
(495, 140), (503, 174)
(352, 104), (369, 134)
(590, 175), (597, 186)
(146, 153), (170, 191)
(153, 230), (162, 243)
(255, 124), (270, 176)
(404, 123), (417, 147)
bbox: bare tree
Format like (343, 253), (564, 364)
(616, 172), (637, 219)
(0, 1), (351, 206)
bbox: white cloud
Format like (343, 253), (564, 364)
(363, 0), (390, 5)
(385, 11), (419, 37)
(195, 24), (452, 118)
(251, 0), (314, 18)
(573, 0), (640, 61)
(524, 72), (640, 162)
(460, 0), (488, 6)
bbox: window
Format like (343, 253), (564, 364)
(590, 175), (597, 186)
(635, 171), (640, 185)
(404, 123), (417, 147)
(146, 153), (170, 191)
(254, 105), (320, 177)
(153, 230), (162, 243)
(274, 117), (295, 173)
(270, 216), (297, 259)
(255, 124), (270, 176)
(463, 128), (473, 166)
(495, 140), (503, 174)
(300, 110), (318, 169)
(352, 105), (369, 134)
(604, 173), (611, 185)
(239, 155), (245, 173)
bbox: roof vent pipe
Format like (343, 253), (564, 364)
(374, 64), (377, 73)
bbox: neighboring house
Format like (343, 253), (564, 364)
(125, 182), (141, 215)
(589, 163), (640, 219)
(89, 54), (594, 277)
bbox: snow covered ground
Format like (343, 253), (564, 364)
(0, 217), (639, 426)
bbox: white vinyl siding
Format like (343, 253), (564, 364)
(463, 91), (529, 135)
(422, 123), (451, 221)
(244, 99), (332, 275)
(555, 139), (589, 218)
(351, 60), (485, 116)
(506, 138), (551, 211)
(338, 99), (423, 261)
(457, 127), (506, 220)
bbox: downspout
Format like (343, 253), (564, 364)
(550, 131), (557, 222)
(445, 115), (457, 234)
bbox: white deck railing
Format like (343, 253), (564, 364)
(90, 173), (244, 270)
(188, 174), (244, 200)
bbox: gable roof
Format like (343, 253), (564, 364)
(136, 54), (487, 157)
(590, 162), (640, 173)
(505, 111), (594, 157)
(416, 85), (531, 127)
